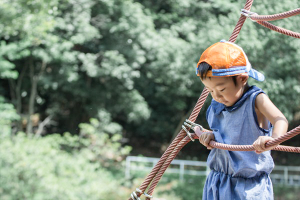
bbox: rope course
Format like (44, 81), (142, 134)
(241, 8), (300, 38)
(129, 1), (300, 199)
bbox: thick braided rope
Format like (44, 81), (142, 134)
(142, 1), (255, 198)
(266, 125), (300, 147)
(129, 1), (255, 199)
(210, 142), (300, 153)
(199, 125), (300, 152)
(249, 8), (300, 21)
(146, 136), (192, 198)
(146, 127), (300, 197)
(229, 0), (254, 42)
(208, 125), (300, 152)
(128, 88), (209, 199)
(256, 21), (300, 39)
(147, 126), (300, 198)
(145, 127), (300, 198)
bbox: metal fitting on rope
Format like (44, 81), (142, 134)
(144, 192), (153, 199)
(182, 119), (203, 142)
(130, 192), (140, 200)
(130, 188), (152, 200)
(241, 9), (257, 22)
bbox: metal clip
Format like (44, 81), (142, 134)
(131, 188), (152, 200)
(182, 119), (204, 142)
(131, 192), (140, 200)
(182, 125), (194, 141)
(184, 119), (203, 131)
(240, 9), (257, 22)
(130, 188), (141, 200)
(144, 193), (153, 199)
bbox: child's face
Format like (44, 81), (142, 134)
(201, 76), (247, 107)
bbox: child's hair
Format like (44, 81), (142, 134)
(198, 62), (237, 86)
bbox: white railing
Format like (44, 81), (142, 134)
(271, 165), (300, 185)
(125, 156), (209, 181)
(125, 156), (300, 185)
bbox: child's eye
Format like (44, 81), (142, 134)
(220, 88), (226, 92)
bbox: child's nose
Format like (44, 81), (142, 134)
(215, 92), (222, 99)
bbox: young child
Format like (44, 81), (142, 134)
(194, 40), (288, 200)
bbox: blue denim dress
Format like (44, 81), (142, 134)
(203, 86), (274, 200)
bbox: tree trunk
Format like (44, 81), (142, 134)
(26, 59), (46, 135)
(8, 64), (28, 133)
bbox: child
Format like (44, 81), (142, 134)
(194, 40), (288, 200)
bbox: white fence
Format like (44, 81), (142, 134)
(125, 156), (300, 186)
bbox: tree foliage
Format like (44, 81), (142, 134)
(0, 0), (300, 199)
(0, 0), (299, 155)
(0, 117), (131, 200)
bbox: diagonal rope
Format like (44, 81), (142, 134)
(229, 0), (254, 42)
(128, 88), (209, 199)
(129, 1), (300, 199)
(241, 8), (300, 38)
(249, 8), (300, 21)
(141, 1), (255, 198)
(256, 21), (300, 39)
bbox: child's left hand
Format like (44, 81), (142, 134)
(252, 136), (277, 154)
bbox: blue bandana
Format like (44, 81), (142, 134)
(210, 85), (263, 115)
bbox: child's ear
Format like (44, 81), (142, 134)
(238, 74), (248, 85)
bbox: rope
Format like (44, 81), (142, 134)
(145, 125), (300, 199)
(207, 125), (300, 153)
(145, 129), (212, 197)
(128, 88), (209, 199)
(249, 8), (300, 21)
(144, 127), (300, 199)
(129, 1), (254, 199)
(241, 8), (300, 38)
(142, 1), (255, 198)
(229, 0), (254, 43)
(129, 1), (300, 199)
(256, 21), (300, 39)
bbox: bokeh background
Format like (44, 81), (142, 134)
(0, 0), (299, 199)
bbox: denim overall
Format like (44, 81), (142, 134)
(203, 86), (274, 200)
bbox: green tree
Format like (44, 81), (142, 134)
(0, 117), (131, 200)
(0, 0), (299, 156)
(0, 0), (151, 136)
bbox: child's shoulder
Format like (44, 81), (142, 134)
(254, 92), (271, 110)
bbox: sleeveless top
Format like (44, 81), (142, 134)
(202, 85), (274, 200)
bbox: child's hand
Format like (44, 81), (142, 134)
(198, 131), (215, 150)
(253, 136), (277, 154)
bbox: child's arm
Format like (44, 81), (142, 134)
(252, 93), (288, 154)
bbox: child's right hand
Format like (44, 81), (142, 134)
(195, 128), (215, 150)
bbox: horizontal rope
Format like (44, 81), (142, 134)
(145, 125), (300, 198)
(249, 8), (300, 21)
(192, 125), (300, 153)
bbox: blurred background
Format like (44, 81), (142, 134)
(0, 0), (299, 199)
